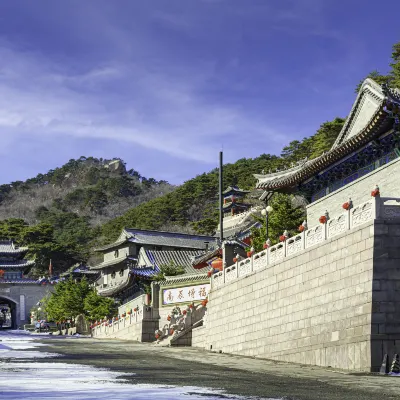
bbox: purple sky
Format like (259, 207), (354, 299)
(0, 0), (399, 185)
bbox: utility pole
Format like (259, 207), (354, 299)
(219, 151), (223, 243)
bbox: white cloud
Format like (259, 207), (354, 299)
(0, 40), (286, 164)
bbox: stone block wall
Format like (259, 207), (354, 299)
(370, 219), (400, 369)
(307, 157), (400, 224)
(204, 221), (379, 371)
(192, 325), (207, 348)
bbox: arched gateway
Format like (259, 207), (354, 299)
(0, 241), (51, 329)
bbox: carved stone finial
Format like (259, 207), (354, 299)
(324, 210), (329, 219)
(261, 169), (265, 174)
(283, 230), (289, 237)
(266, 239), (271, 246)
(302, 220), (308, 230)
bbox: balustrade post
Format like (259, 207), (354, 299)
(266, 247), (270, 266)
(250, 254), (254, 272)
(223, 267), (226, 284)
(372, 195), (379, 219)
(345, 209), (350, 231)
(236, 261), (239, 278)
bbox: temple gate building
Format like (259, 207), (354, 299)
(0, 241), (50, 329)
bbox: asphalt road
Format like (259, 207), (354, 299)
(36, 337), (400, 400)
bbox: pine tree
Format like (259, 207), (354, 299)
(390, 42), (400, 89)
(251, 193), (305, 251)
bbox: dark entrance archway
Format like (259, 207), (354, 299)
(0, 297), (17, 329)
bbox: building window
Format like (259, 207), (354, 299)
(119, 269), (124, 277)
(111, 271), (116, 279)
(114, 249), (119, 258)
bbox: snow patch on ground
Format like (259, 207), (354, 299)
(0, 331), (281, 400)
(0, 331), (58, 359)
(0, 362), (280, 399)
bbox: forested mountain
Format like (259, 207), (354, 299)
(2, 41), (400, 277)
(0, 156), (173, 224)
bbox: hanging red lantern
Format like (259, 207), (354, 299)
(319, 215), (327, 224)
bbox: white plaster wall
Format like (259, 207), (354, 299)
(307, 157), (400, 224)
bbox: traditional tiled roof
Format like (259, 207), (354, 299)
(90, 256), (128, 270)
(255, 79), (400, 192)
(94, 229), (217, 253)
(142, 249), (207, 277)
(130, 267), (157, 278)
(161, 272), (209, 285)
(191, 248), (222, 267)
(126, 229), (216, 250)
(0, 260), (34, 269)
(94, 238), (128, 252)
(0, 241), (29, 255)
(222, 186), (250, 196)
(60, 264), (100, 277)
(0, 278), (39, 284)
(97, 275), (134, 297)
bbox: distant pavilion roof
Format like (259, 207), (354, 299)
(222, 186), (250, 197)
(254, 80), (400, 192)
(0, 260), (35, 269)
(0, 240), (29, 255)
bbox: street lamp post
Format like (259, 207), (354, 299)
(261, 205), (273, 241)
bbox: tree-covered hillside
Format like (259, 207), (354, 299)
(0, 156), (173, 225)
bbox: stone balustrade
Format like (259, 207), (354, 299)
(212, 196), (400, 289)
(91, 304), (152, 337)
